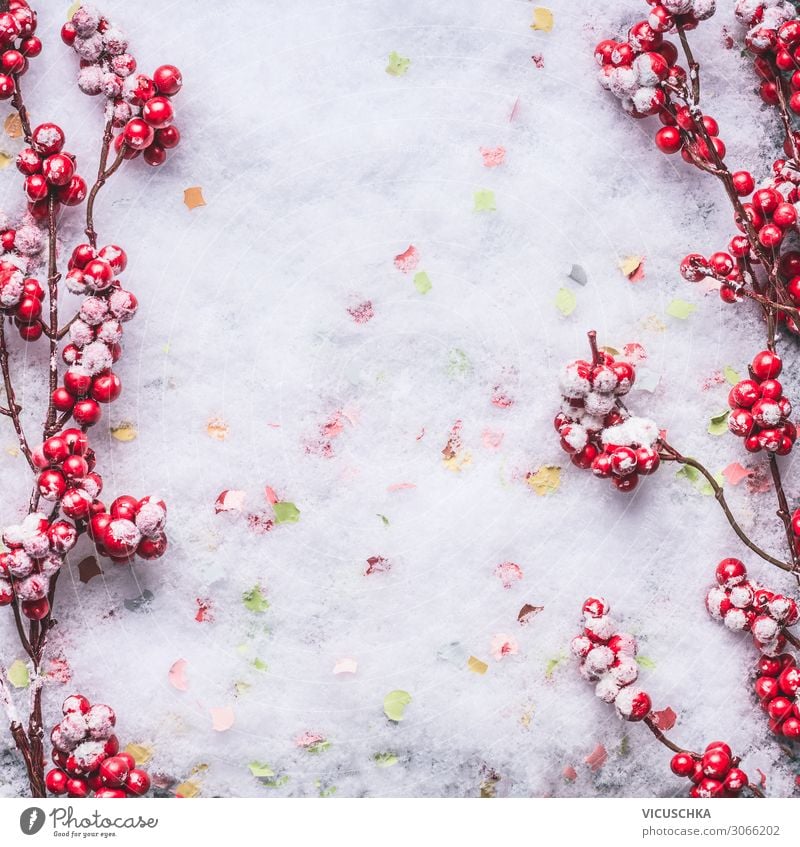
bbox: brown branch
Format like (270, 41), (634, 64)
(768, 455), (800, 579)
(644, 715), (699, 758)
(84, 122), (126, 249)
(774, 72), (799, 163)
(44, 194), (59, 433)
(0, 319), (34, 470)
(659, 443), (793, 572)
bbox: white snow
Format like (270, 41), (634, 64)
(0, 0), (797, 800)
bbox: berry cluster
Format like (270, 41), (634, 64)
(0, 260), (47, 342)
(0, 1), (41, 104)
(17, 123), (87, 221)
(30, 427), (167, 564)
(88, 494), (167, 564)
(753, 652), (800, 739)
(669, 742), (751, 798)
(726, 350), (795, 455)
(51, 242), (136, 427)
(595, 2), (721, 160)
(571, 597), (653, 721)
(63, 6), (182, 167)
(0, 511), (77, 621)
(46, 695), (150, 798)
(556, 348), (661, 493)
(706, 558), (798, 655)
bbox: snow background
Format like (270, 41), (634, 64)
(1, 0), (799, 797)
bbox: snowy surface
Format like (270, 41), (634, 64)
(1, 0), (799, 797)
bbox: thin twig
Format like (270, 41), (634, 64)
(84, 122), (125, 249)
(644, 715), (699, 758)
(45, 194), (59, 433)
(659, 443), (793, 572)
(0, 319), (34, 470)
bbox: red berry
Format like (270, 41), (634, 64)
(110, 495), (139, 521)
(137, 534), (167, 559)
(122, 117), (155, 150)
(153, 64), (182, 95)
(31, 123), (65, 156)
(731, 171), (754, 196)
(670, 752), (695, 777)
(143, 143), (166, 167)
(45, 768), (68, 795)
(752, 350), (782, 380)
(655, 126), (682, 154)
(21, 597), (49, 620)
(57, 175), (87, 207)
(755, 676), (779, 700)
(72, 399), (101, 426)
(41, 153), (74, 187)
(23, 173), (48, 202)
(90, 372), (121, 403)
(155, 124), (180, 149)
(60, 488), (92, 519)
(759, 223), (784, 248)
(52, 387), (75, 412)
(715, 557), (747, 587)
(701, 748), (731, 779)
(125, 768), (151, 796)
(65, 777), (89, 798)
(99, 756), (130, 787)
(773, 202), (798, 229)
(142, 95), (173, 129)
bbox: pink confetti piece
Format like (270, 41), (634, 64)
(387, 482), (416, 492)
(365, 555), (390, 575)
(333, 657), (358, 675)
(479, 146), (506, 168)
(651, 706), (676, 731)
(214, 489), (246, 513)
(622, 342), (647, 364)
(509, 96), (521, 122)
(491, 387), (514, 408)
(347, 300), (374, 324)
(531, 54), (544, 68)
(494, 561), (523, 588)
(701, 371), (726, 390)
(393, 245), (419, 274)
(481, 428), (504, 450)
(585, 743), (607, 772)
(195, 598), (213, 623)
(490, 634), (519, 661)
(563, 765), (577, 781)
(210, 706), (235, 732)
(295, 731), (325, 749)
(169, 658), (189, 692)
(723, 462), (753, 486)
(264, 486), (279, 505)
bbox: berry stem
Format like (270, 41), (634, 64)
(773, 71), (799, 164)
(44, 193), (60, 435)
(659, 442), (793, 572)
(768, 454), (800, 579)
(587, 330), (600, 366)
(0, 318), (33, 470)
(84, 122), (126, 251)
(644, 714), (698, 757)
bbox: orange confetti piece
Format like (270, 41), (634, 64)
(169, 658), (189, 691)
(184, 186), (206, 210)
(206, 418), (229, 441)
(4, 113), (21, 139)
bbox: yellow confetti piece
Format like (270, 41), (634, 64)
(640, 314), (667, 333)
(442, 451), (473, 473)
(527, 465), (561, 496)
(184, 186), (206, 210)
(5, 446), (18, 457)
(4, 114), (21, 139)
(206, 418), (229, 441)
(66, 2), (80, 21)
(175, 780), (201, 798)
(110, 421), (138, 442)
(531, 7), (554, 31)
(467, 656), (488, 675)
(0, 152), (12, 170)
(618, 255), (645, 280)
(124, 743), (152, 766)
